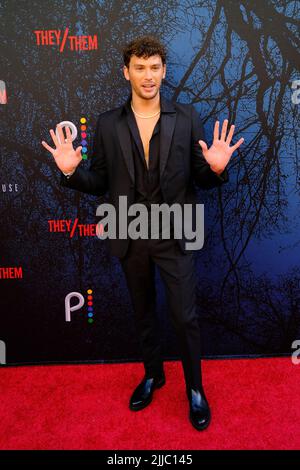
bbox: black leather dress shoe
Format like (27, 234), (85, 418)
(187, 388), (211, 431)
(129, 372), (166, 411)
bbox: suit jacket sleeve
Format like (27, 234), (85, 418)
(190, 104), (229, 189)
(60, 114), (108, 197)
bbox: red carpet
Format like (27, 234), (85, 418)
(0, 357), (298, 450)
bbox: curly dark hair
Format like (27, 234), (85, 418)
(122, 35), (167, 68)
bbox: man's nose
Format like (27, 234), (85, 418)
(144, 69), (153, 79)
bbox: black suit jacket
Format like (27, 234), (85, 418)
(60, 92), (229, 258)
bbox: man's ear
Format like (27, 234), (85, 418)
(123, 65), (130, 81)
(163, 64), (166, 79)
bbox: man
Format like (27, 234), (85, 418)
(42, 36), (244, 431)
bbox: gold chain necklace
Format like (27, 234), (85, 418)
(131, 101), (161, 119)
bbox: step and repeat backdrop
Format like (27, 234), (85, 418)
(0, 0), (299, 365)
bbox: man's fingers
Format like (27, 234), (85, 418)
(230, 137), (244, 153)
(226, 124), (235, 144)
(65, 125), (72, 141)
(42, 140), (55, 154)
(56, 125), (65, 145)
(221, 119), (228, 141)
(213, 121), (219, 141)
(198, 140), (208, 152)
(50, 129), (59, 148)
(75, 146), (82, 157)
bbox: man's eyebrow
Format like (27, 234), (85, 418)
(133, 63), (162, 67)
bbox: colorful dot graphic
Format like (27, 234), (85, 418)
(80, 117), (88, 160)
(87, 288), (94, 324)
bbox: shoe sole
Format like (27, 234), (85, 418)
(129, 378), (166, 412)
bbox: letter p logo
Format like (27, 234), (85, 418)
(65, 292), (85, 322)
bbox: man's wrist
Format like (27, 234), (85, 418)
(210, 166), (225, 175)
(62, 169), (76, 178)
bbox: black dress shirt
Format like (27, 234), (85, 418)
(124, 100), (164, 207)
(124, 100), (171, 238)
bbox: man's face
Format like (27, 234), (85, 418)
(123, 54), (166, 100)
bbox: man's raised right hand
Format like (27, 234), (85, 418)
(42, 125), (82, 174)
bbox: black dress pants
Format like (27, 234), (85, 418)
(120, 235), (203, 391)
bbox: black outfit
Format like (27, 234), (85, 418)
(125, 99), (173, 239)
(120, 100), (200, 387)
(125, 99), (163, 208)
(60, 92), (229, 391)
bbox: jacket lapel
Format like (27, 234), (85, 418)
(159, 110), (176, 179)
(116, 92), (177, 185)
(116, 118), (135, 183)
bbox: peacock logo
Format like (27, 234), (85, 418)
(65, 289), (94, 324)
